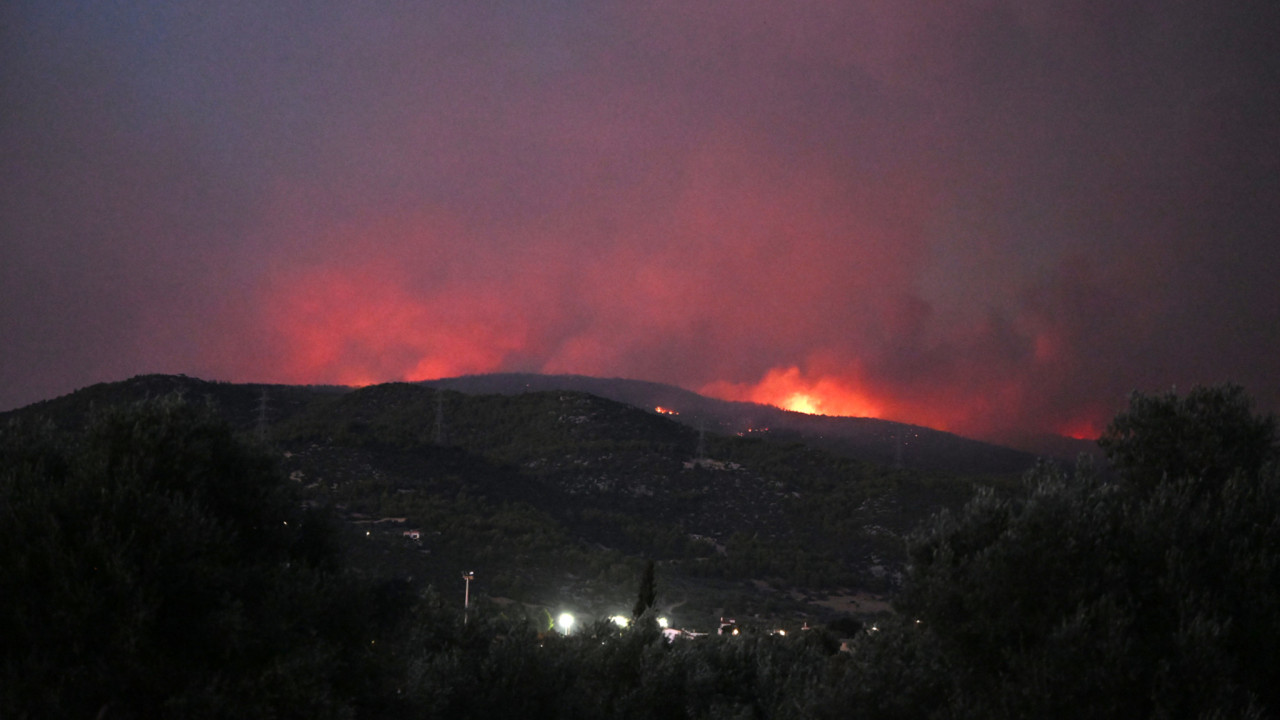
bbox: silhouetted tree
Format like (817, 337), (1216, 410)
(887, 385), (1280, 718)
(633, 559), (657, 619)
(0, 396), (371, 719)
(1099, 383), (1276, 493)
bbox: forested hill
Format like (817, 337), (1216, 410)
(429, 372), (1066, 474)
(5, 377), (1277, 718)
(1, 373), (996, 627)
(8, 371), (1069, 475)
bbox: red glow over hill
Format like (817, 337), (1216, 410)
(3, 0), (1277, 451)
(701, 366), (884, 420)
(259, 263), (525, 388)
(251, 263), (1116, 444)
(1057, 419), (1102, 441)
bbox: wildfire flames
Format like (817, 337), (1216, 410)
(701, 366), (882, 419)
(255, 267), (1102, 440)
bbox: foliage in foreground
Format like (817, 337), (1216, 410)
(0, 398), (366, 718)
(3, 384), (1278, 718)
(887, 383), (1280, 718)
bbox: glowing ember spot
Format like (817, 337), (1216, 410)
(655, 406), (679, 415)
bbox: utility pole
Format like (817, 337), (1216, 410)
(462, 571), (474, 623)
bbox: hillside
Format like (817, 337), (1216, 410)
(2, 374), (1021, 630)
(7, 379), (1275, 718)
(428, 372), (1071, 474)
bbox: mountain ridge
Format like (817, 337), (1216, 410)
(1, 373), (1021, 627)
(3, 371), (1096, 474)
(425, 372), (1082, 474)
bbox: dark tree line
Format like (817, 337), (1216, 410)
(875, 383), (1280, 718)
(3, 384), (1277, 718)
(0, 397), (366, 718)
(633, 559), (657, 619)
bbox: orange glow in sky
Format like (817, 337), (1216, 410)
(1057, 418), (1102, 441)
(702, 366), (883, 419)
(250, 258), (1115, 442)
(782, 393), (820, 414)
(259, 263), (520, 387)
(247, 256), (1121, 443)
(4, 0), (1276, 448)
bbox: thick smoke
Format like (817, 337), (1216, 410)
(3, 1), (1277, 441)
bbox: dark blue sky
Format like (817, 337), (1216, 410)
(3, 0), (1278, 441)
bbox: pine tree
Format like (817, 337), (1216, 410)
(632, 560), (656, 619)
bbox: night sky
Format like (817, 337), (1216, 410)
(4, 1), (1278, 442)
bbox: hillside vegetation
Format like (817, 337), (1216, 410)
(3, 375), (993, 627)
(5, 377), (1275, 717)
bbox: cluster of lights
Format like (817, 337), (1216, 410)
(603, 615), (669, 629)
(654, 406), (679, 415)
(484, 597), (827, 641)
(548, 611), (810, 640)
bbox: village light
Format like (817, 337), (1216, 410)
(657, 617), (669, 628)
(610, 615), (630, 628)
(558, 612), (575, 635)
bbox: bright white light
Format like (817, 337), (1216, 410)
(657, 617), (669, 628)
(557, 612), (575, 634)
(610, 615), (630, 628)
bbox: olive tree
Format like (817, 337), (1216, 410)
(887, 385), (1280, 718)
